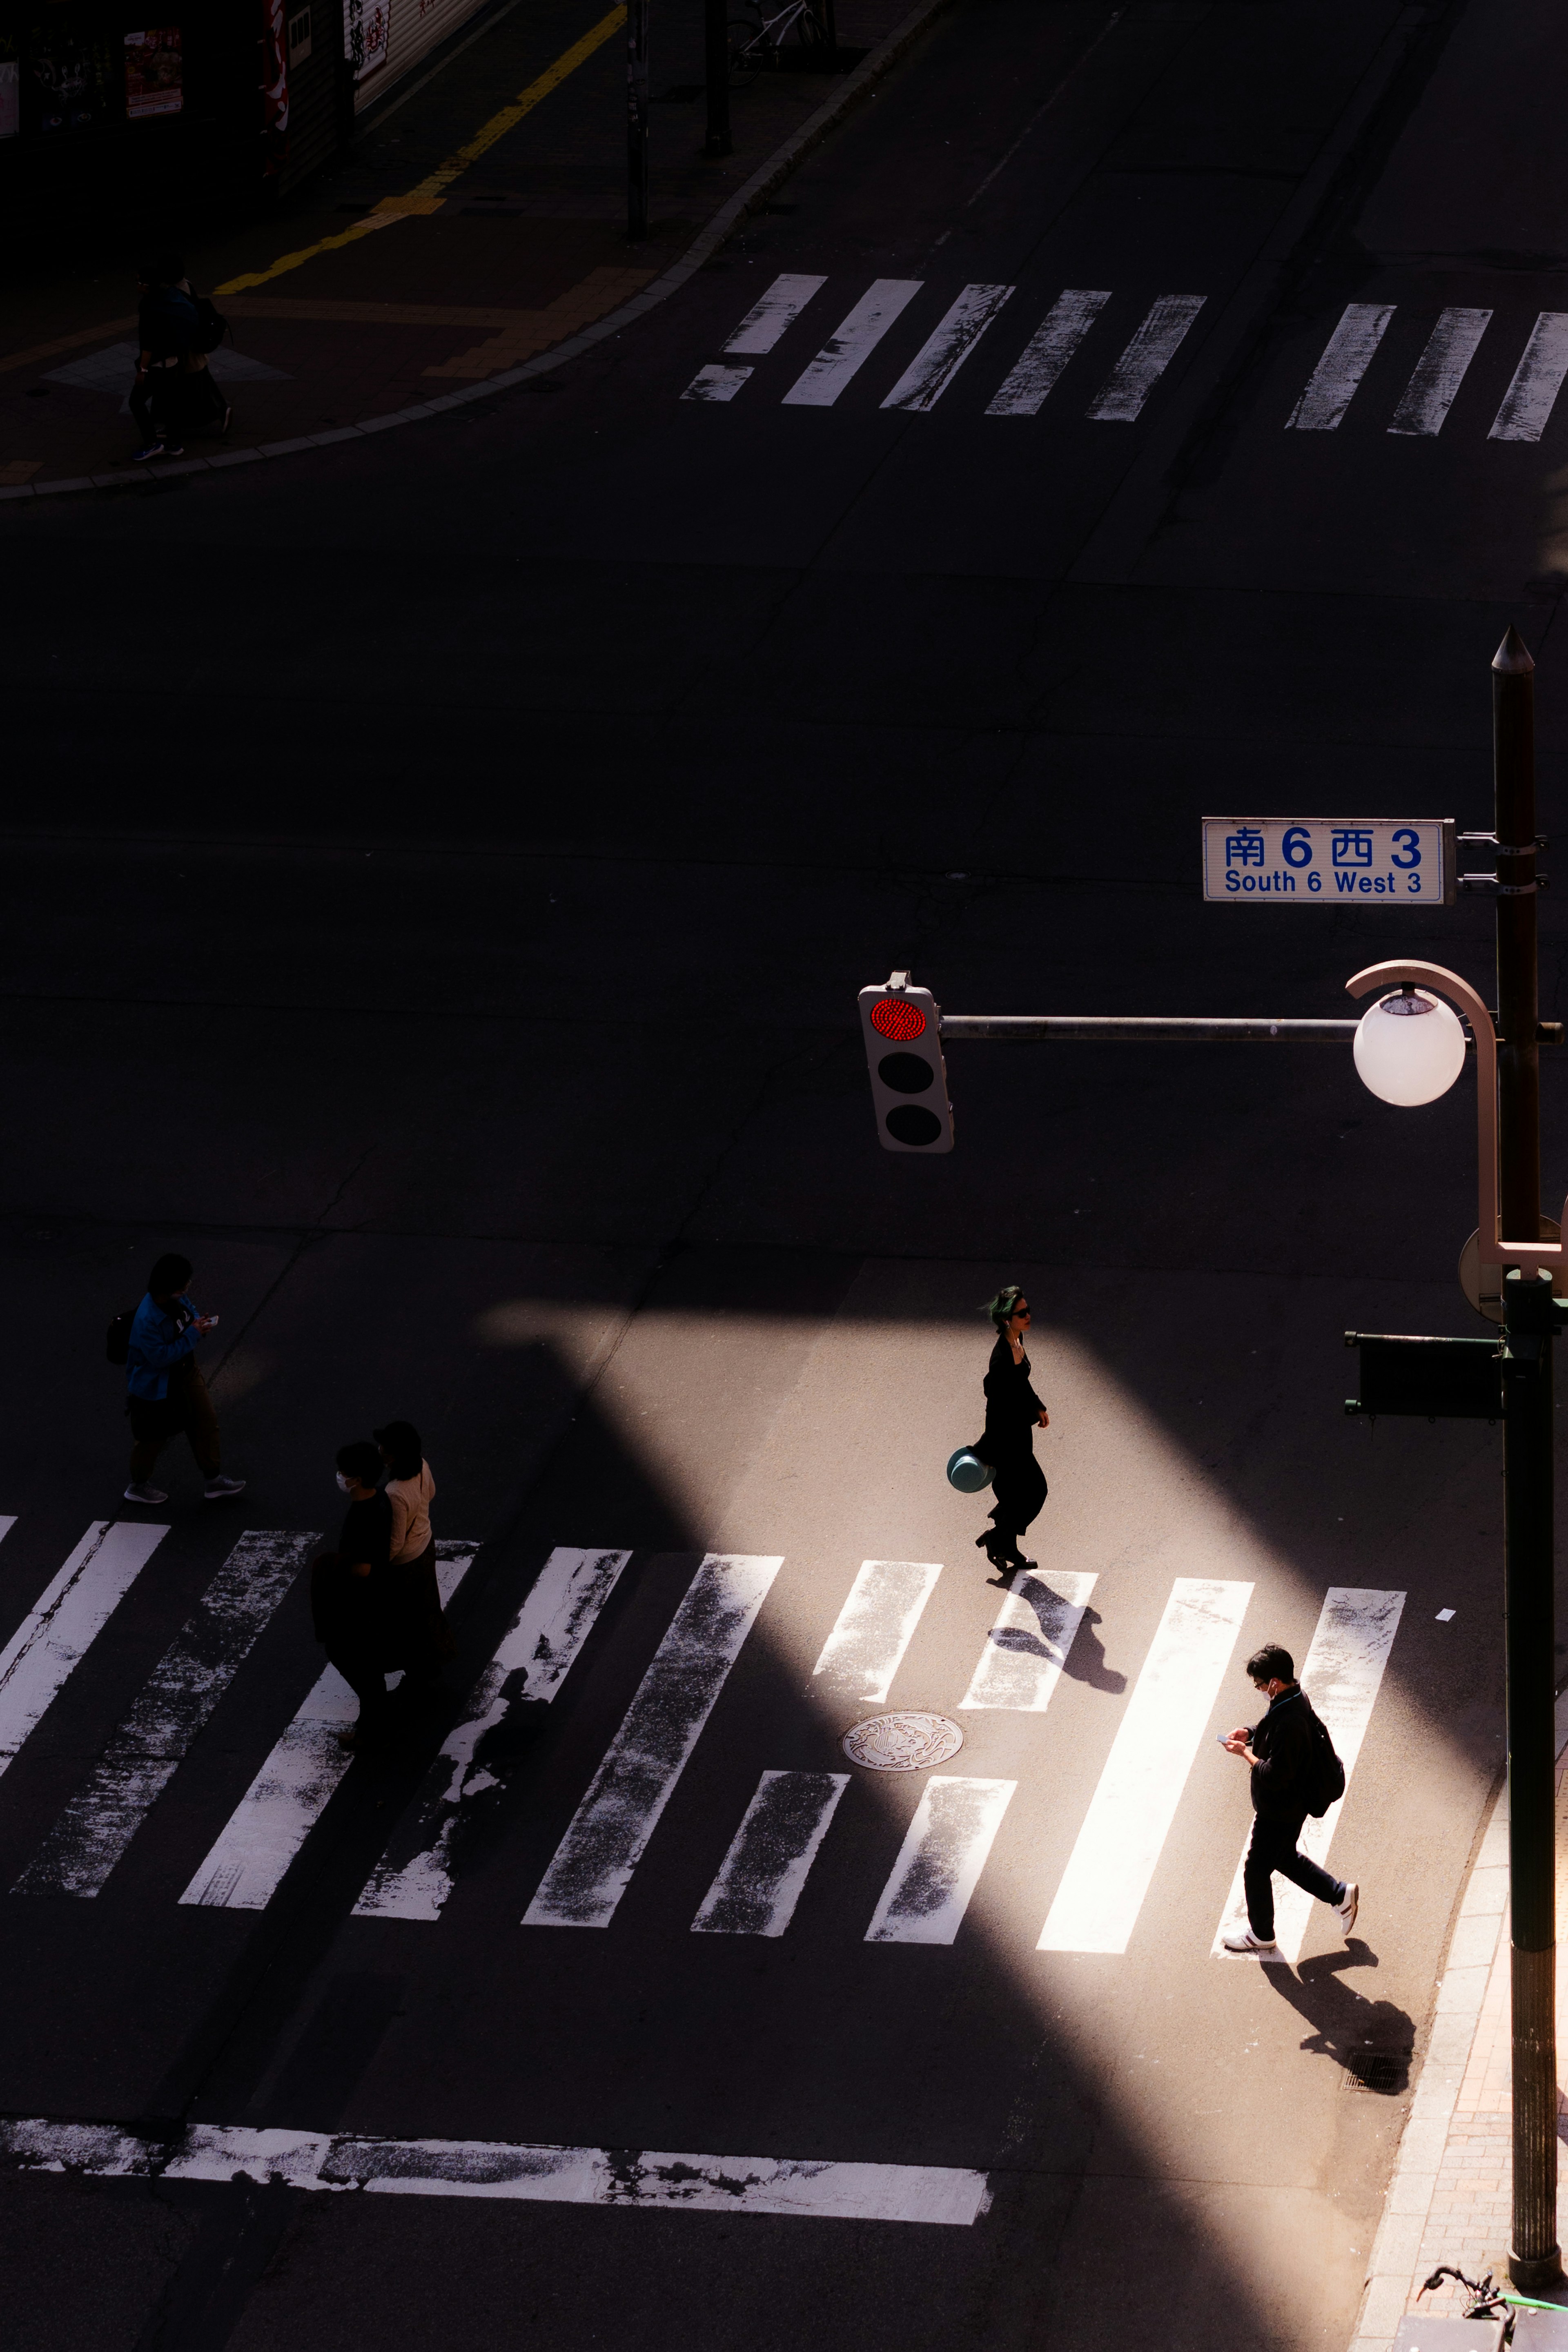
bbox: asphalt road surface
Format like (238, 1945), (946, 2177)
(4, 0), (1568, 2347)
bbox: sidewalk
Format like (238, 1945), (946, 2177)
(1349, 1702), (1568, 2347)
(0, 0), (939, 495)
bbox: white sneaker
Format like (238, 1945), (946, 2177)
(204, 1474), (246, 1500)
(1223, 1929), (1284, 1960)
(1337, 1881), (1360, 1938)
(124, 1481), (168, 1506)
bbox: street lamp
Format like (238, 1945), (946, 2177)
(1347, 953), (1563, 2294)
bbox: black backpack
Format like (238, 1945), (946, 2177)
(106, 1308), (134, 1366)
(1303, 1699), (1346, 1818)
(189, 291), (229, 354)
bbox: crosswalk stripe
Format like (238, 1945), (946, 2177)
(724, 272), (828, 354)
(984, 288), (1110, 416)
(0, 1519), (158, 1779)
(880, 282), (1013, 412)
(523, 1552), (782, 1928)
(0, 2115), (991, 2223)
(959, 1567), (1096, 1713)
(811, 1558), (941, 1705)
(781, 279), (923, 408)
(1389, 307), (1492, 436)
(681, 363), (752, 403)
(354, 1546), (630, 1923)
(1287, 302), (1395, 430)
(1086, 294), (1205, 422)
(1038, 1577), (1253, 1954)
(13, 1530), (314, 1899)
(691, 1768), (849, 1936)
(1489, 312), (1568, 441)
(1211, 1586), (1404, 1960)
(179, 1543), (479, 1913)
(865, 1775), (1015, 1945)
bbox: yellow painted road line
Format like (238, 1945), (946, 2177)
(216, 2), (626, 296)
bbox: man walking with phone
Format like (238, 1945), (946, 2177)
(1221, 1642), (1359, 1960)
(122, 1252), (246, 1506)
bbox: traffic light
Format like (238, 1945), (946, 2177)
(858, 971), (954, 1154)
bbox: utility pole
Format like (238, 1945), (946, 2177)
(1490, 628), (1561, 2292)
(704, 0), (731, 156)
(627, 0), (650, 241)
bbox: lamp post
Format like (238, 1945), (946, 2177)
(1347, 948), (1563, 2292)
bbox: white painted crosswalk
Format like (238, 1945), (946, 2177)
(523, 1552), (782, 1929)
(1038, 1578), (1253, 1955)
(0, 1512), (1407, 1967)
(1291, 299), (1568, 440)
(0, 2114), (991, 2223)
(681, 270), (1568, 445)
(15, 1530), (316, 1898)
(693, 1768), (848, 1936)
(812, 1557), (941, 1705)
(865, 1775), (1016, 1945)
(354, 1545), (629, 1922)
(181, 1542), (478, 1912)
(0, 1519), (158, 1781)
(682, 273), (1203, 420)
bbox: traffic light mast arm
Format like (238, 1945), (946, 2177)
(938, 1014), (1359, 1042)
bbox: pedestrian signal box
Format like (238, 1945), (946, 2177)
(858, 972), (954, 1154)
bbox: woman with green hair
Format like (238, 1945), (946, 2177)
(976, 1284), (1049, 1575)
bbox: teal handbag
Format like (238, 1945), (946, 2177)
(946, 1447), (993, 1493)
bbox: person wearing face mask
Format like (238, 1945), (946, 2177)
(975, 1284), (1049, 1577)
(1221, 1643), (1359, 1959)
(310, 1440), (395, 1750)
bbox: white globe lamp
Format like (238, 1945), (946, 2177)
(1353, 986), (1467, 1107)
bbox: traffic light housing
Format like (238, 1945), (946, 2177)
(858, 971), (954, 1154)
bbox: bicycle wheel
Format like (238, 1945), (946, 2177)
(727, 15), (766, 85)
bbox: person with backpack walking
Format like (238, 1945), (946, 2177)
(1221, 1642), (1358, 1959)
(119, 1252), (246, 1506)
(129, 253), (229, 463)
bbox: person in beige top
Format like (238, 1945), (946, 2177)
(374, 1419), (455, 1694)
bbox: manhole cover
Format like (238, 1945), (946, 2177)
(842, 1713), (964, 1772)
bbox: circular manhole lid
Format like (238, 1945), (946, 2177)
(841, 1712), (964, 1772)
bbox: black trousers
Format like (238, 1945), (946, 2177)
(987, 1450), (1047, 1550)
(1244, 1808), (1344, 1941)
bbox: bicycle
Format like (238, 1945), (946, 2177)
(1419, 2264), (1567, 2336)
(726, 0), (827, 87)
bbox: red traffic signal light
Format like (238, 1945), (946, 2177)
(858, 973), (954, 1154)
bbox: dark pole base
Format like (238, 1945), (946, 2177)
(1511, 1939), (1561, 2287)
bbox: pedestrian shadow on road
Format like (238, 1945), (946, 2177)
(988, 1582), (1127, 1692)
(1263, 1945), (1416, 2090)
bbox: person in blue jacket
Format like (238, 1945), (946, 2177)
(123, 1252), (246, 1506)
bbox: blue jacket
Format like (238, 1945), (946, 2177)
(126, 1292), (200, 1401)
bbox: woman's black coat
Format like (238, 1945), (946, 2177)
(981, 1336), (1045, 1464)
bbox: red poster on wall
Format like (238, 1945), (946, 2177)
(124, 27), (182, 117)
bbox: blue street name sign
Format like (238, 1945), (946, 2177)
(1202, 818), (1456, 905)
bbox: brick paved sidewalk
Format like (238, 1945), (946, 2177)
(1349, 1708), (1568, 2350)
(0, 0), (933, 491)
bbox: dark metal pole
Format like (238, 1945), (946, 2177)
(1494, 629), (1560, 2291)
(704, 0), (731, 156)
(1496, 626), (1541, 1242)
(627, 0), (650, 241)
(1503, 1268), (1561, 2290)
